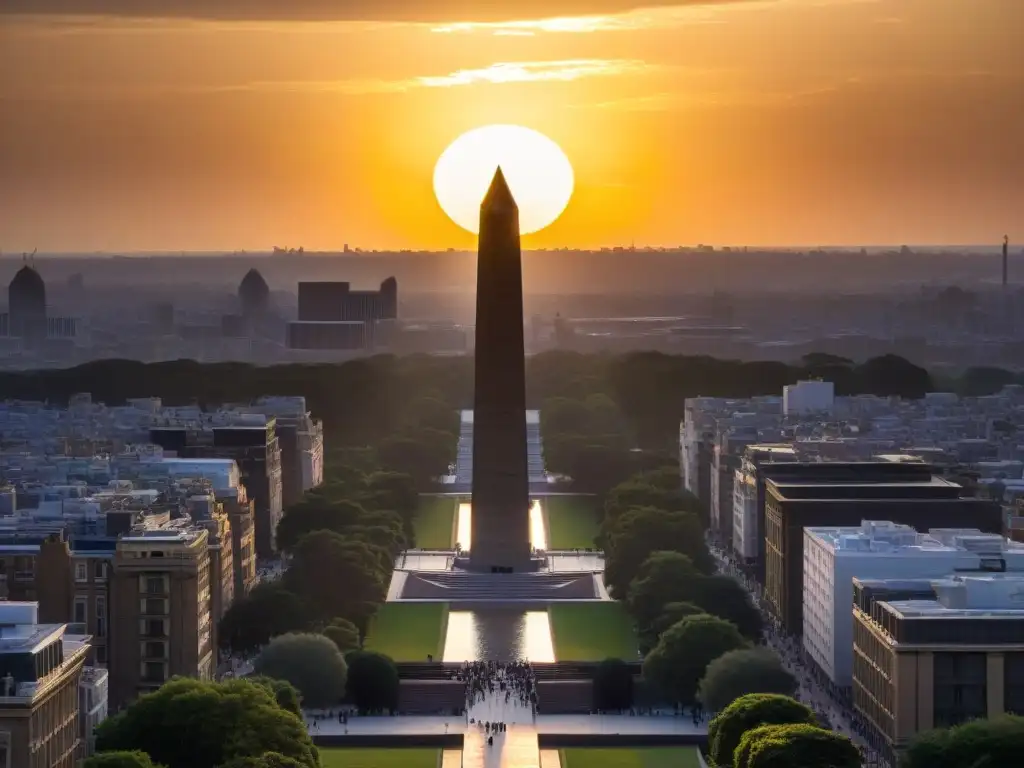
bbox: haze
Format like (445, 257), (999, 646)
(2, 0), (1023, 252)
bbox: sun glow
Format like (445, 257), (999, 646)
(455, 499), (547, 552)
(433, 124), (574, 235)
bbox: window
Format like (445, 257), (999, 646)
(143, 575), (166, 595)
(74, 597), (87, 625)
(75, 562), (88, 582)
(143, 661), (166, 683)
(96, 596), (106, 638)
(142, 598), (167, 615)
(94, 561), (108, 581)
(143, 619), (167, 637)
(96, 645), (107, 665)
(144, 641), (166, 659)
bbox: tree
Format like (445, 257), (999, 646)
(218, 583), (312, 655)
(275, 498), (365, 552)
(698, 648), (797, 713)
(707, 693), (815, 768)
(246, 676), (302, 717)
(283, 530), (388, 629)
(641, 614), (748, 705)
(86, 753), (165, 768)
(345, 650), (400, 713)
(900, 714), (1024, 768)
(738, 723), (860, 768)
(94, 678), (318, 768)
(687, 575), (763, 642)
(218, 754), (305, 768)
(604, 479), (699, 528)
(626, 551), (699, 630)
(323, 618), (361, 653)
(592, 658), (634, 711)
(254, 633), (348, 709)
(639, 601), (704, 654)
(376, 432), (451, 488)
(604, 507), (713, 598)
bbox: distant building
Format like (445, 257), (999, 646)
(853, 575), (1024, 764)
(8, 264), (47, 342)
(238, 269), (270, 319)
(0, 601), (91, 768)
(46, 317), (77, 339)
(78, 667), (108, 757)
(297, 278), (397, 322)
(783, 380), (835, 416)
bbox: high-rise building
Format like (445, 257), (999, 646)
(469, 168), (532, 572)
(239, 268), (271, 319)
(0, 601), (91, 768)
(109, 520), (215, 706)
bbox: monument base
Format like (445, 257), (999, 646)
(455, 554), (546, 573)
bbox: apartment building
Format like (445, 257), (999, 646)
(0, 602), (91, 768)
(109, 519), (214, 706)
(853, 575), (1024, 765)
(763, 462), (1002, 634)
(803, 521), (1024, 688)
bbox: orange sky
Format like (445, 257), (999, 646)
(1, 0), (1022, 252)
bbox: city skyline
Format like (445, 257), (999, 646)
(3, 0), (1022, 252)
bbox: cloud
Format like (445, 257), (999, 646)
(1, 0), (753, 23)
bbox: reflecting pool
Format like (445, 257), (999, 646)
(454, 499), (547, 551)
(442, 609), (555, 662)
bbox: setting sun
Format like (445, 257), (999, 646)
(433, 125), (575, 236)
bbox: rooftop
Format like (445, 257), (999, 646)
(884, 576), (1024, 618)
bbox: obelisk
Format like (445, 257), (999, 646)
(470, 167), (532, 571)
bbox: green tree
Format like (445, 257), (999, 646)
(900, 714), (1024, 768)
(707, 693), (815, 768)
(604, 507), (713, 598)
(604, 479), (699, 528)
(345, 650), (401, 713)
(376, 431), (451, 488)
(246, 676), (303, 717)
(592, 658), (634, 711)
(697, 648), (797, 713)
(283, 530), (388, 629)
(254, 633), (348, 709)
(323, 618), (361, 653)
(218, 754), (305, 768)
(740, 723), (860, 768)
(94, 678), (318, 768)
(642, 614), (748, 705)
(626, 551), (699, 630)
(687, 575), (763, 642)
(275, 498), (365, 552)
(86, 753), (165, 768)
(218, 583), (311, 655)
(638, 601), (704, 655)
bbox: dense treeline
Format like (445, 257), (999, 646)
(0, 350), (975, 449)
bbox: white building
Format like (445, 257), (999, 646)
(731, 444), (797, 560)
(803, 520), (1024, 687)
(79, 667), (109, 756)
(783, 380), (835, 416)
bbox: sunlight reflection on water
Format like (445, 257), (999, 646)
(455, 499), (547, 551)
(442, 609), (555, 662)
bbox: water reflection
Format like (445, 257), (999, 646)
(454, 500), (547, 552)
(442, 609), (555, 662)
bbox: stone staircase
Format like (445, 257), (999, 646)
(536, 680), (592, 714)
(397, 680), (466, 715)
(399, 571), (597, 601)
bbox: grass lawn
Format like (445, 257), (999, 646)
(561, 748), (703, 768)
(364, 603), (449, 661)
(543, 495), (600, 550)
(414, 495), (457, 549)
(548, 602), (639, 661)
(319, 748), (439, 768)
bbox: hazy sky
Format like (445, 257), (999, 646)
(2, 0), (1022, 251)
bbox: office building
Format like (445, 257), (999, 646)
(853, 575), (1024, 764)
(0, 601), (91, 768)
(297, 278), (397, 322)
(245, 397), (324, 508)
(732, 445), (798, 562)
(109, 518), (215, 706)
(803, 521), (1024, 687)
(78, 667), (108, 757)
(763, 462), (1002, 634)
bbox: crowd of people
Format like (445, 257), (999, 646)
(458, 660), (538, 713)
(709, 538), (889, 768)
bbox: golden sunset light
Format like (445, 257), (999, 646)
(433, 125), (575, 235)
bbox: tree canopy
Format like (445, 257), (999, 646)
(85, 753), (165, 768)
(245, 676), (303, 717)
(322, 618), (361, 654)
(218, 583), (312, 656)
(698, 648), (798, 713)
(642, 614), (748, 705)
(592, 658), (635, 711)
(735, 722), (860, 768)
(218, 755), (306, 768)
(93, 678), (318, 768)
(900, 714), (1024, 768)
(707, 693), (816, 768)
(345, 650), (401, 713)
(254, 633), (348, 709)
